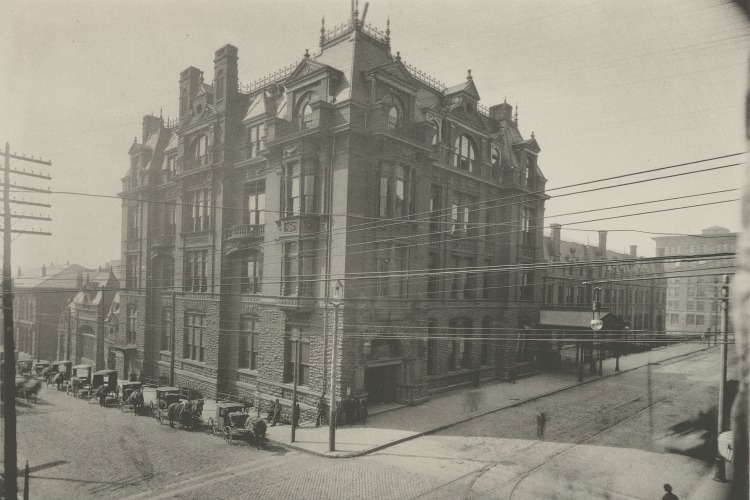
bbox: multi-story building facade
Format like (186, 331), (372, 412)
(118, 11), (546, 412)
(540, 225), (666, 369)
(14, 264), (88, 362)
(653, 226), (737, 336)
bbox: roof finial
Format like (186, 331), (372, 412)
(304, 48), (310, 59)
(467, 69), (472, 81)
(531, 131), (535, 139)
(514, 104), (518, 126)
(353, 0), (359, 28)
(386, 16), (391, 52)
(504, 96), (507, 104)
(159, 107), (163, 119)
(395, 51), (401, 62)
(320, 16), (325, 48)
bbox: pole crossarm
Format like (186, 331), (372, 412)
(0, 183), (51, 194)
(7, 153), (52, 166)
(0, 228), (52, 235)
(0, 214), (52, 221)
(0, 199), (51, 208)
(7, 169), (51, 180)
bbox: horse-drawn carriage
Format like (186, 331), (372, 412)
(151, 386), (203, 429)
(118, 381), (143, 413)
(34, 361), (49, 378)
(68, 364), (93, 397)
(207, 402), (266, 448)
(49, 360), (72, 389)
(88, 369), (118, 406)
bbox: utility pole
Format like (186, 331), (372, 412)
(291, 327), (300, 443)
(2, 142), (52, 500)
(169, 289), (176, 386)
(716, 274), (730, 481)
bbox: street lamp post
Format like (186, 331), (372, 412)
(591, 287), (603, 378)
(290, 327), (300, 443)
(328, 280), (343, 452)
(617, 325), (629, 372)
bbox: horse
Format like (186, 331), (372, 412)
(167, 402), (193, 429)
(22, 380), (42, 403)
(249, 417), (267, 450)
(128, 390), (144, 416)
(67, 376), (80, 397)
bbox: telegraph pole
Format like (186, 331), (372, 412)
(2, 142), (52, 499)
(716, 274), (730, 481)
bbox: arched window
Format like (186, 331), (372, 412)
(453, 134), (476, 172)
(388, 106), (399, 129)
(216, 69), (225, 100)
(301, 103), (314, 129)
(394, 165), (405, 217)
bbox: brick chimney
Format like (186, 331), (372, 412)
(630, 245), (637, 258)
(489, 100), (513, 122)
(550, 224), (562, 259)
(598, 231), (607, 256)
(142, 114), (163, 143)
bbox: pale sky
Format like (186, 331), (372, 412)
(1, 0), (748, 271)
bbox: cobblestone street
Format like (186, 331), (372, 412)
(2, 346), (730, 499)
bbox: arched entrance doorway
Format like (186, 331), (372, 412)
(364, 338), (403, 405)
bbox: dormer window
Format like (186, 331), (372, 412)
(525, 154), (535, 188)
(248, 124), (265, 158)
(388, 106), (399, 129)
(453, 134), (476, 172)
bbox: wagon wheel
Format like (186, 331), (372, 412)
(156, 412), (163, 424)
(224, 427), (233, 444)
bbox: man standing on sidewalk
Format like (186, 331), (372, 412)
(315, 395), (326, 427)
(536, 411), (547, 438)
(662, 483), (678, 500)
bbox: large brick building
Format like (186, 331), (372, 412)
(14, 264), (87, 363)
(118, 10), (547, 412)
(653, 226), (736, 336)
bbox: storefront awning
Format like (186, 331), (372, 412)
(539, 310), (620, 329)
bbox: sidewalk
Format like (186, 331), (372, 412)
(265, 342), (712, 457)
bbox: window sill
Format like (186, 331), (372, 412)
(236, 368), (259, 376)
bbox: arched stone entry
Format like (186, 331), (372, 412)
(365, 338), (403, 405)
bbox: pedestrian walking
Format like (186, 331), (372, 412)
(662, 483), (678, 500)
(97, 385), (108, 407)
(536, 411), (547, 438)
(271, 398), (281, 427)
(316, 395), (326, 427)
(292, 398), (300, 428)
(702, 329), (709, 346)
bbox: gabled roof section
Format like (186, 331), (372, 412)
(443, 75), (480, 101)
(521, 135), (541, 153)
(365, 59), (419, 92)
(196, 81), (214, 96)
(243, 94), (275, 122)
(15, 264), (89, 290)
(128, 141), (145, 156)
(285, 58), (342, 90)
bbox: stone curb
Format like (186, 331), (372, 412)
(268, 345), (713, 459)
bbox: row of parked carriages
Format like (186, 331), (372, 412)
(27, 359), (267, 449)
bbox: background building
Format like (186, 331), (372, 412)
(57, 268), (120, 372)
(14, 263), (87, 362)
(653, 226), (736, 336)
(540, 225), (666, 370)
(119, 11), (547, 412)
